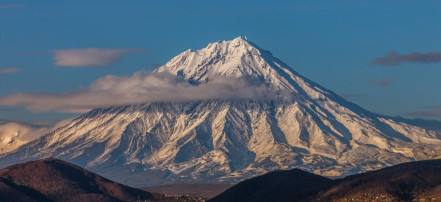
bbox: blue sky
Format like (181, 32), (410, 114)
(1, 0), (441, 122)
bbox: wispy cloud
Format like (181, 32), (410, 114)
(0, 119), (68, 153)
(145, 63), (161, 68)
(369, 78), (391, 87)
(0, 107), (14, 112)
(0, 67), (21, 74)
(406, 106), (441, 118)
(0, 71), (279, 113)
(0, 4), (24, 9)
(51, 48), (146, 67)
(339, 93), (363, 100)
(5, 51), (48, 55)
(372, 51), (441, 66)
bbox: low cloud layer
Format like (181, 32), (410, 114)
(0, 4), (24, 9)
(0, 67), (21, 74)
(339, 93), (363, 101)
(0, 119), (67, 153)
(0, 71), (277, 113)
(52, 48), (146, 67)
(406, 106), (441, 118)
(372, 51), (441, 66)
(369, 78), (391, 87)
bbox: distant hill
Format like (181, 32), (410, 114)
(210, 159), (441, 202)
(142, 184), (233, 199)
(209, 169), (334, 202)
(317, 159), (441, 201)
(0, 158), (157, 202)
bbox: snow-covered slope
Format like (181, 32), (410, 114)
(1, 37), (441, 186)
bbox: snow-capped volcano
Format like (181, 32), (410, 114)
(156, 37), (324, 98)
(1, 37), (441, 186)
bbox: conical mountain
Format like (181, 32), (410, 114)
(0, 37), (440, 187)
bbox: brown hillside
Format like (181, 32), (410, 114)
(0, 158), (156, 202)
(317, 159), (441, 201)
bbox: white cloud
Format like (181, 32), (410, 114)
(0, 71), (279, 113)
(0, 119), (68, 154)
(51, 48), (146, 67)
(372, 50), (441, 66)
(0, 4), (24, 9)
(406, 106), (441, 118)
(369, 78), (391, 87)
(0, 67), (21, 74)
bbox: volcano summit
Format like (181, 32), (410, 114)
(1, 37), (440, 186)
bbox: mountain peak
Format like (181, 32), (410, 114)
(156, 37), (282, 84)
(207, 36), (253, 50)
(233, 36), (248, 41)
(155, 37), (331, 99)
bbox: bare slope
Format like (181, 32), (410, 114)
(209, 169), (333, 202)
(0, 158), (156, 202)
(210, 159), (441, 202)
(142, 184), (233, 199)
(317, 159), (441, 201)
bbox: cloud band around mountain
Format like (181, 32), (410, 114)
(369, 78), (391, 87)
(0, 71), (279, 113)
(52, 48), (146, 67)
(372, 51), (441, 66)
(0, 4), (24, 9)
(0, 67), (21, 74)
(406, 106), (441, 118)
